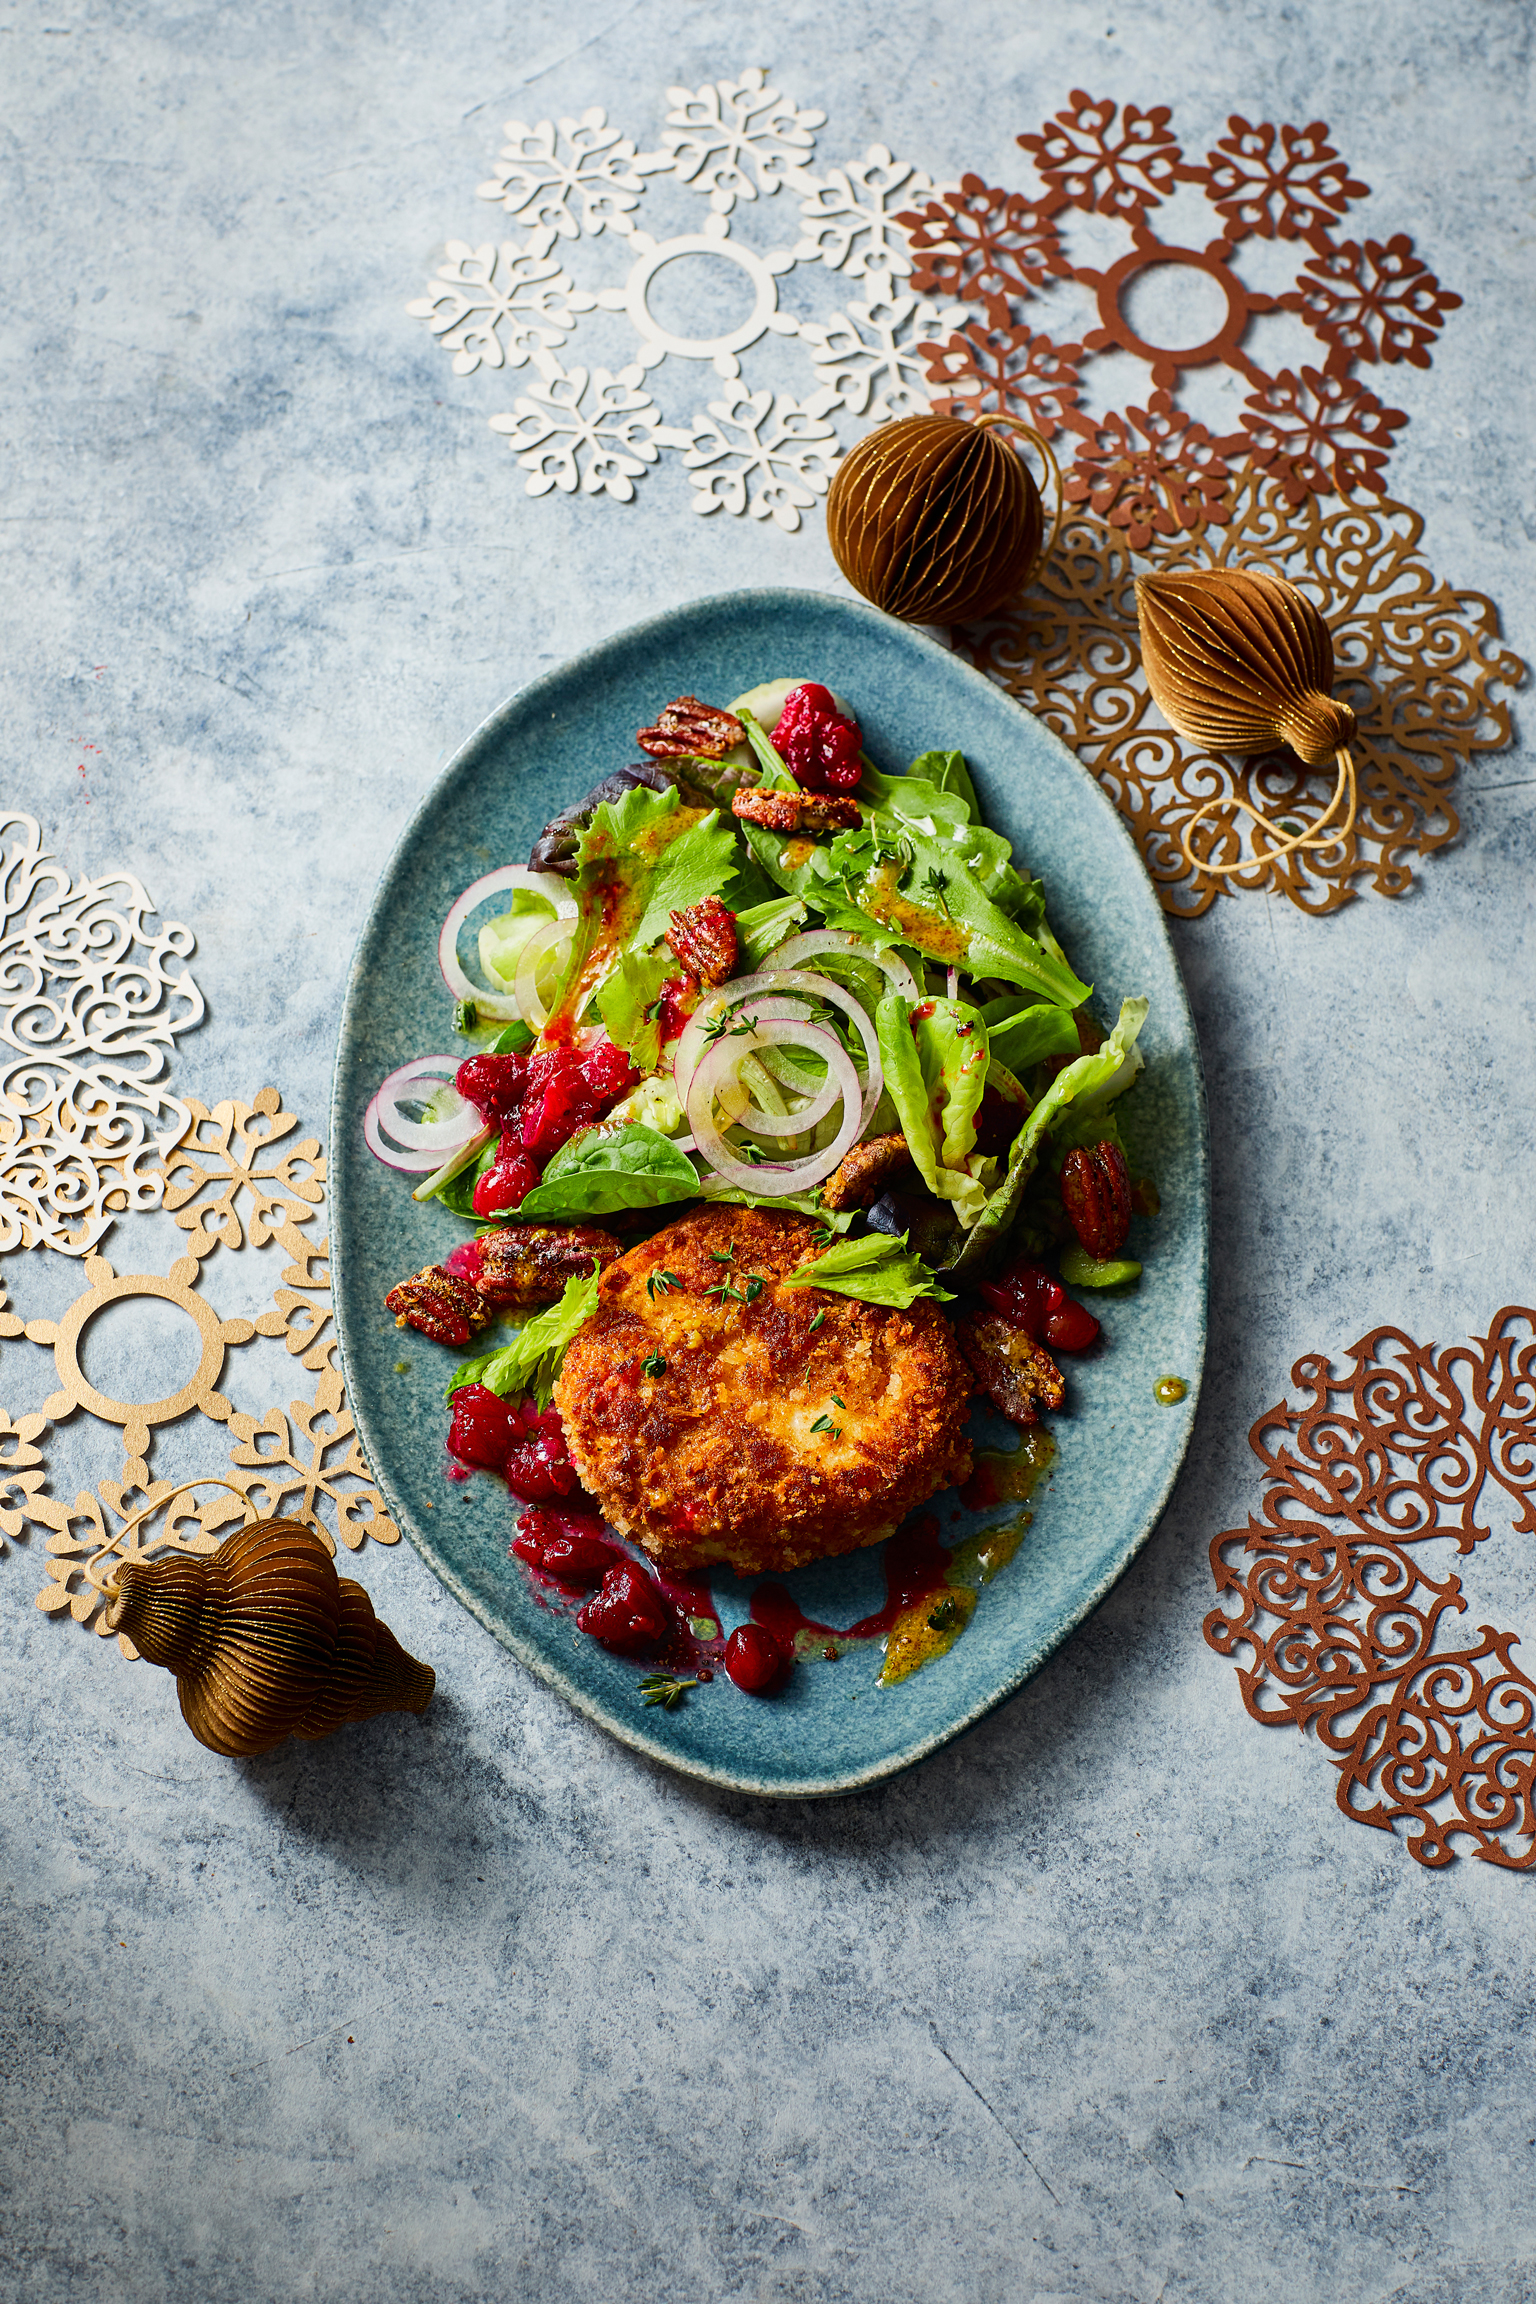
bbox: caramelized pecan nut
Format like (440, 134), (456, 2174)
(385, 1267), (493, 1350)
(820, 1132), (916, 1213)
(1060, 1139), (1132, 1260)
(637, 696), (747, 760)
(955, 1313), (1066, 1426)
(730, 787), (862, 835)
(665, 896), (738, 988)
(474, 1223), (624, 1310)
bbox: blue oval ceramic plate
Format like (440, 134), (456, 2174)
(332, 589), (1208, 1796)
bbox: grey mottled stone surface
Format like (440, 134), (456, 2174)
(2, 2), (1534, 2298)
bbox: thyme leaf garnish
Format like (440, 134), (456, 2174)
(639, 1673), (697, 1711)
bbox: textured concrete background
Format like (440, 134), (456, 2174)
(2, 2), (1534, 2297)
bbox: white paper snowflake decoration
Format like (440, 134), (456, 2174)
(680, 386), (841, 530)
(407, 235), (597, 376)
(0, 815), (202, 1256)
(796, 273), (964, 423)
(645, 66), (825, 213)
(595, 211), (801, 379)
(489, 360), (681, 500)
(793, 145), (935, 278)
(477, 108), (654, 239)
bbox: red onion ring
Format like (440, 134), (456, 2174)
(364, 1057), (475, 1173)
(438, 866), (574, 1020)
(687, 1021), (862, 1197)
(768, 929), (921, 1002)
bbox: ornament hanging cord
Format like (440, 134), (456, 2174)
(972, 412), (1063, 591)
(1179, 740), (1359, 882)
(82, 1477), (260, 1600)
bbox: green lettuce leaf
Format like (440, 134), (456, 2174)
(782, 1229), (954, 1308)
(856, 759), (1043, 926)
(477, 889), (559, 989)
(736, 894), (809, 967)
(515, 1123), (700, 1219)
(875, 993), (994, 1225)
(981, 998), (1081, 1074)
(942, 996), (1150, 1277)
(907, 748), (980, 821)
(596, 947), (675, 1074)
(578, 781), (740, 955)
(446, 1262), (603, 1408)
(602, 1073), (685, 1136)
(542, 782), (740, 1034)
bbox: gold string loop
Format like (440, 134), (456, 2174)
(82, 1477), (260, 1600)
(972, 413), (1063, 590)
(1179, 745), (1360, 881)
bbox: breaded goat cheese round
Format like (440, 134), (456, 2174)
(553, 1204), (974, 1576)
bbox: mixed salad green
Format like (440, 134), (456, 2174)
(365, 676), (1150, 1310)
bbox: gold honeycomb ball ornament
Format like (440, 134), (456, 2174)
(826, 413), (1060, 626)
(96, 1491), (435, 1757)
(1135, 566), (1359, 884)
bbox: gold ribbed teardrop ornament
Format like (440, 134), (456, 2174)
(826, 412), (1062, 625)
(90, 1483), (435, 1757)
(1135, 567), (1359, 884)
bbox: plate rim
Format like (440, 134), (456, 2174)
(331, 585), (1210, 1798)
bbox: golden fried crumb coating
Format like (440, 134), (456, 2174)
(554, 1205), (974, 1575)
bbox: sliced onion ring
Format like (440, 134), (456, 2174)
(368, 1057), (473, 1151)
(687, 1021), (863, 1197)
(514, 916), (581, 1032)
(672, 989), (811, 1110)
(768, 929), (921, 1002)
(678, 969), (884, 1134)
(365, 1057), (476, 1173)
(732, 1045), (841, 1136)
(438, 866), (575, 1021)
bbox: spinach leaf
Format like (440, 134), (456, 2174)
(515, 1123), (701, 1219)
(428, 1134), (496, 1219)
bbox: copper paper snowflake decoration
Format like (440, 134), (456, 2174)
(935, 92), (1520, 913)
(1206, 1309), (1536, 1871)
(894, 86), (1465, 533)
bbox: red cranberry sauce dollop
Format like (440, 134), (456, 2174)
(447, 1386), (582, 1500)
(454, 1038), (639, 1217)
(774, 684), (863, 795)
(513, 1508), (621, 1589)
(978, 1261), (1100, 1353)
(576, 1561), (675, 1657)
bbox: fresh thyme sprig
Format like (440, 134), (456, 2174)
(646, 1269), (683, 1301)
(639, 1673), (697, 1710)
(702, 1008), (756, 1044)
(641, 1351), (667, 1377)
